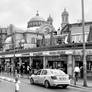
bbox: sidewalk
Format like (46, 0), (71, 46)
(70, 78), (92, 88)
(0, 72), (30, 84)
(0, 72), (92, 89)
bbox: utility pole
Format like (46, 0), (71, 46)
(10, 24), (16, 77)
(81, 0), (87, 87)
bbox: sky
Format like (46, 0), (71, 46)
(0, 0), (92, 30)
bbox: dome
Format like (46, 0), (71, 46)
(62, 8), (69, 16)
(27, 11), (46, 28)
(29, 15), (45, 22)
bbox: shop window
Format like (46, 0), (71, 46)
(87, 62), (92, 71)
(87, 55), (92, 71)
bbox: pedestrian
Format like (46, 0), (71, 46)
(27, 65), (30, 78)
(80, 66), (83, 78)
(20, 64), (23, 77)
(74, 65), (80, 81)
(15, 76), (20, 92)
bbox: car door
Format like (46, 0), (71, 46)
(39, 70), (48, 84)
(34, 70), (41, 84)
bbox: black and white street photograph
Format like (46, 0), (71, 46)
(0, 0), (92, 92)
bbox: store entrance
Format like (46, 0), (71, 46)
(32, 56), (43, 69)
(48, 61), (67, 73)
(21, 57), (30, 74)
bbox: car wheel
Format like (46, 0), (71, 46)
(44, 80), (50, 88)
(62, 85), (68, 88)
(30, 78), (34, 84)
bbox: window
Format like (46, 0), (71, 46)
(31, 37), (35, 44)
(41, 70), (47, 75)
(36, 70), (41, 75)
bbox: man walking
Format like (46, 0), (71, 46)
(74, 65), (80, 82)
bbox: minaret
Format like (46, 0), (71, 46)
(61, 8), (69, 28)
(47, 14), (53, 25)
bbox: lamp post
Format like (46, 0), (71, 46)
(81, 0), (87, 87)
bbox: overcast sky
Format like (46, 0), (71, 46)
(0, 0), (92, 30)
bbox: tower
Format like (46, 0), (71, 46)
(61, 8), (69, 28)
(47, 14), (53, 25)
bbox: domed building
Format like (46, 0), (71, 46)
(3, 11), (56, 51)
(27, 11), (47, 31)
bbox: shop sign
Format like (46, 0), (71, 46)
(30, 53), (33, 56)
(73, 50), (82, 55)
(33, 52), (43, 56)
(43, 51), (49, 55)
(47, 56), (67, 61)
(21, 53), (30, 57)
(15, 54), (22, 57)
(32, 50), (66, 56)
(65, 50), (73, 54)
(49, 50), (66, 56)
(5, 54), (14, 58)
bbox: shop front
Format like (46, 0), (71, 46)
(74, 55), (83, 67)
(74, 50), (92, 79)
(47, 55), (67, 73)
(30, 50), (73, 76)
(0, 55), (13, 73)
(86, 55), (92, 79)
(32, 56), (43, 69)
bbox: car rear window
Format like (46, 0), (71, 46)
(50, 70), (65, 75)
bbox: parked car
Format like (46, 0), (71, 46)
(29, 69), (70, 88)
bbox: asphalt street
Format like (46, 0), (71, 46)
(0, 79), (92, 92)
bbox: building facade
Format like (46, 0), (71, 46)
(0, 10), (92, 79)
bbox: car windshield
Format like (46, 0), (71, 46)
(49, 69), (65, 75)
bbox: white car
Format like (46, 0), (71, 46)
(30, 69), (70, 88)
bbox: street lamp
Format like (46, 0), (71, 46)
(81, 0), (87, 87)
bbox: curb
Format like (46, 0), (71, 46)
(0, 76), (15, 83)
(69, 84), (92, 89)
(69, 84), (84, 88)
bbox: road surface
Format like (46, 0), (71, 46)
(0, 79), (92, 92)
